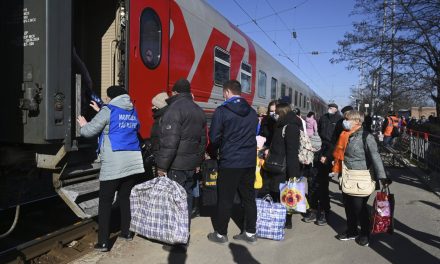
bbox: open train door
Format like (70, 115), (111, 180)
(128, 0), (170, 138)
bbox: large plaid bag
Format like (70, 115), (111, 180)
(256, 195), (287, 241)
(130, 176), (189, 244)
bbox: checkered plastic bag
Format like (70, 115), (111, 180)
(256, 195), (287, 241)
(130, 176), (189, 244)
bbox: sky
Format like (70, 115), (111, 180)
(206, 0), (362, 108)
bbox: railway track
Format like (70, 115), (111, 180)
(0, 220), (98, 264)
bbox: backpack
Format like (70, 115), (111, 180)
(298, 130), (314, 165)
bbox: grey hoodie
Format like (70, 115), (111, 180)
(81, 94), (145, 181)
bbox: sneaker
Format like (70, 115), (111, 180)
(336, 232), (358, 241)
(94, 242), (109, 252)
(207, 231), (228, 244)
(302, 211), (317, 223)
(118, 232), (134, 241)
(232, 232), (257, 245)
(355, 236), (370, 247)
(315, 212), (327, 226)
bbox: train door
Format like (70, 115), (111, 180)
(128, 0), (170, 138)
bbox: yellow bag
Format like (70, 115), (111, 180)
(254, 158), (264, 189)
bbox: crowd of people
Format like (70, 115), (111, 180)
(77, 79), (392, 252)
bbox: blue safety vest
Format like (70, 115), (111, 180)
(98, 104), (141, 152)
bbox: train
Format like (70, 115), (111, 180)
(0, 0), (327, 220)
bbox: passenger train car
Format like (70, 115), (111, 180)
(1, 0), (327, 220)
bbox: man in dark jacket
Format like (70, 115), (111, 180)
(303, 103), (342, 226)
(207, 80), (258, 245)
(156, 79), (207, 239)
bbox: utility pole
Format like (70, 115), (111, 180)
(389, 0), (396, 112)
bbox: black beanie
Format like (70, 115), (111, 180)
(172, 78), (191, 93)
(107, 85), (127, 99)
(341, 105), (354, 114)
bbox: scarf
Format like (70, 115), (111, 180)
(332, 124), (361, 173)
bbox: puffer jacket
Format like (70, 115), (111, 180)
(318, 112), (343, 159)
(209, 96), (258, 168)
(155, 93), (207, 171)
(344, 128), (387, 180)
(80, 94), (145, 181)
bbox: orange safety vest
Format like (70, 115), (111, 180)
(384, 116), (399, 136)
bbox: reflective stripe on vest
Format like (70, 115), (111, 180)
(98, 105), (141, 152)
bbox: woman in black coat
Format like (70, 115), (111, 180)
(260, 100), (278, 148)
(262, 103), (300, 228)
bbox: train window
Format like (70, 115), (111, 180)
(294, 91), (298, 106)
(258, 71), (267, 98)
(271, 78), (277, 100)
(288, 88), (293, 104)
(214, 47), (230, 86)
(299, 93), (303, 107)
(140, 8), (162, 69)
(241, 62), (252, 93)
(281, 83), (286, 97)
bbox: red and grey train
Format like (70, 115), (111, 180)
(0, 0), (327, 220)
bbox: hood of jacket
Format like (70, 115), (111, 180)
(166, 92), (193, 105)
(223, 96), (251, 117)
(108, 94), (133, 110)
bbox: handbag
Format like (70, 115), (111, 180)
(256, 195), (286, 241)
(263, 125), (287, 174)
(279, 177), (308, 213)
(371, 186), (395, 234)
(340, 162), (376, 197)
(200, 159), (218, 206)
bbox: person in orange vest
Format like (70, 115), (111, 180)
(382, 111), (399, 146)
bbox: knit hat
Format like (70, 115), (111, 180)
(257, 106), (267, 116)
(341, 105), (354, 114)
(172, 78), (191, 93)
(328, 103), (338, 109)
(107, 85), (127, 99)
(152, 92), (169, 109)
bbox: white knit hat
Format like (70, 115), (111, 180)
(152, 92), (169, 109)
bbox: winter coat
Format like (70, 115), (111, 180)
(150, 106), (168, 157)
(80, 95), (145, 181)
(260, 115), (277, 147)
(306, 117), (318, 137)
(209, 96), (258, 168)
(155, 93), (207, 171)
(344, 128), (387, 180)
(264, 111), (301, 192)
(318, 112), (343, 159)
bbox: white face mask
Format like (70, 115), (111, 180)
(270, 111), (275, 116)
(328, 109), (335, 115)
(342, 120), (352, 130)
(273, 114), (279, 121)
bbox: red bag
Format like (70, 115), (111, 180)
(371, 187), (394, 234)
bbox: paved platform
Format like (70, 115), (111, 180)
(72, 166), (440, 264)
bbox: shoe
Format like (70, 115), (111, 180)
(302, 211), (317, 223)
(355, 236), (370, 247)
(207, 231), (228, 244)
(94, 242), (109, 252)
(285, 214), (293, 229)
(232, 232), (257, 245)
(118, 232), (134, 241)
(315, 211), (327, 226)
(336, 232), (358, 241)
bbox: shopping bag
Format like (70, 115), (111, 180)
(371, 186), (395, 234)
(279, 177), (307, 213)
(129, 177), (189, 244)
(201, 159), (218, 206)
(256, 195), (286, 241)
(254, 157), (264, 189)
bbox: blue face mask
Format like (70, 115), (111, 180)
(342, 120), (352, 130)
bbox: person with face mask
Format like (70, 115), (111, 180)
(332, 110), (390, 247)
(302, 103), (342, 225)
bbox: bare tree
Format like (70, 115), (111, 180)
(332, 0), (440, 116)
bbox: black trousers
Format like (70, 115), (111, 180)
(308, 162), (330, 211)
(342, 193), (370, 236)
(216, 167), (257, 236)
(168, 169), (195, 229)
(98, 175), (137, 244)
